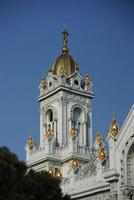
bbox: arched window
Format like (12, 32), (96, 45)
(45, 109), (54, 130)
(127, 142), (134, 185)
(73, 107), (82, 129)
(46, 109), (53, 122)
(72, 107), (83, 146)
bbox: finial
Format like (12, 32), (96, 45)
(112, 111), (116, 121)
(62, 25), (69, 53)
(29, 128), (32, 137)
(96, 129), (103, 144)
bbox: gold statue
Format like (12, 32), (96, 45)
(69, 128), (77, 137)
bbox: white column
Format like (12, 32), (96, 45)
(89, 111), (92, 147)
(40, 108), (44, 148)
(83, 122), (87, 146)
(107, 134), (116, 170)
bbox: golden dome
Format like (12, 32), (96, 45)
(98, 147), (106, 161)
(108, 117), (119, 137)
(53, 54), (77, 77)
(52, 27), (78, 77)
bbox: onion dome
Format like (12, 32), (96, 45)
(98, 144), (106, 162)
(96, 131), (103, 144)
(71, 158), (79, 170)
(69, 127), (77, 137)
(52, 27), (78, 77)
(107, 115), (119, 137)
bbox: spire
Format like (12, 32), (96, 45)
(112, 111), (116, 122)
(62, 25), (69, 54)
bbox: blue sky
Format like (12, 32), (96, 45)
(0, 0), (134, 160)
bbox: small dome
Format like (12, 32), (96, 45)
(53, 54), (77, 77)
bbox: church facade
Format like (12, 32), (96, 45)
(25, 28), (134, 200)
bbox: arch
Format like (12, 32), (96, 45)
(70, 104), (87, 122)
(120, 134), (134, 187)
(43, 106), (57, 121)
(46, 109), (53, 122)
(127, 142), (134, 185)
(42, 106), (57, 142)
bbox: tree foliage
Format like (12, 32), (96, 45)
(0, 147), (70, 200)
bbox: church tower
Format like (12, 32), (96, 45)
(25, 28), (94, 178)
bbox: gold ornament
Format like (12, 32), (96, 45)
(85, 74), (91, 85)
(71, 158), (79, 170)
(69, 128), (77, 137)
(40, 79), (47, 88)
(48, 167), (53, 176)
(55, 169), (62, 179)
(96, 132), (103, 144)
(108, 117), (119, 137)
(27, 136), (34, 146)
(98, 146), (106, 162)
(45, 128), (54, 139)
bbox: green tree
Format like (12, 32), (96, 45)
(0, 147), (70, 200)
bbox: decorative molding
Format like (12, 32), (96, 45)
(120, 133), (134, 187)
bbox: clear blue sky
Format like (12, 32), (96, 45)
(0, 0), (134, 160)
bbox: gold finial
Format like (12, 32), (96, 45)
(27, 136), (34, 146)
(62, 25), (69, 53)
(98, 145), (106, 162)
(96, 130), (103, 144)
(48, 167), (53, 176)
(71, 157), (79, 170)
(107, 114), (119, 137)
(85, 74), (91, 85)
(26, 129), (34, 147)
(55, 169), (62, 179)
(112, 111), (116, 121)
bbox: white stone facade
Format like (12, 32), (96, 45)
(25, 29), (134, 200)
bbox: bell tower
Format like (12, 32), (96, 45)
(26, 28), (94, 178)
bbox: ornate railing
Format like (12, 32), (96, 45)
(27, 145), (93, 164)
(61, 173), (97, 194)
